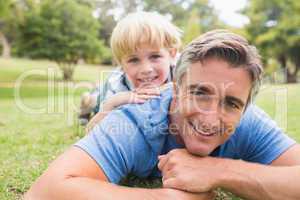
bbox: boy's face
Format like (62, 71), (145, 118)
(172, 58), (252, 156)
(120, 44), (176, 89)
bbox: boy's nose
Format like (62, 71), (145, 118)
(140, 62), (154, 74)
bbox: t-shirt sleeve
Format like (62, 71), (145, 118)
(74, 110), (156, 183)
(96, 69), (129, 113)
(95, 82), (109, 113)
(237, 105), (296, 164)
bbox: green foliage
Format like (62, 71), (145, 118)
(2, 0), (221, 65)
(99, 45), (113, 65)
(0, 0), (11, 17)
(0, 0), (25, 58)
(93, 0), (222, 52)
(183, 9), (202, 44)
(17, 0), (105, 80)
(244, 0), (300, 82)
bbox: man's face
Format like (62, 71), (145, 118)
(172, 58), (252, 156)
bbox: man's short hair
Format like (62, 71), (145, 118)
(110, 11), (182, 64)
(174, 29), (263, 105)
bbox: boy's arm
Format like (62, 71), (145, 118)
(86, 88), (161, 133)
(86, 92), (139, 133)
(24, 147), (213, 200)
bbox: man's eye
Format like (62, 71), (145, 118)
(225, 101), (239, 109)
(190, 90), (205, 96)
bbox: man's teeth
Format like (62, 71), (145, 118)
(189, 121), (216, 136)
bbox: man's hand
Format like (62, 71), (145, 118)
(162, 188), (216, 200)
(158, 149), (223, 193)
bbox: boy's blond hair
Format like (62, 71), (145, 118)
(110, 11), (182, 64)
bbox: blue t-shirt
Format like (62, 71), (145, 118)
(75, 88), (296, 183)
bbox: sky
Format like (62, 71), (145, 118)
(209, 0), (249, 27)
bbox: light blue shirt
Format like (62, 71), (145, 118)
(75, 88), (296, 183)
(92, 66), (174, 113)
(93, 68), (133, 113)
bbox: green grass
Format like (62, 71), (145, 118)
(0, 58), (299, 200)
(0, 57), (112, 82)
(255, 84), (300, 141)
(0, 58), (104, 199)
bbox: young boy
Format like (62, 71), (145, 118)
(78, 11), (182, 131)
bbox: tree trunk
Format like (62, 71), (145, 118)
(279, 56), (300, 83)
(278, 55), (298, 83)
(286, 70), (298, 83)
(63, 69), (74, 81)
(59, 62), (75, 81)
(0, 31), (11, 58)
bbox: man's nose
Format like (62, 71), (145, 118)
(197, 100), (222, 127)
(201, 110), (221, 127)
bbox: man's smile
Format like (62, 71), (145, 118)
(187, 120), (217, 137)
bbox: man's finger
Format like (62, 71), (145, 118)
(162, 177), (182, 190)
(157, 155), (168, 171)
(161, 168), (176, 182)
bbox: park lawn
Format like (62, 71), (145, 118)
(0, 57), (112, 82)
(0, 58), (299, 200)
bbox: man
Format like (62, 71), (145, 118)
(25, 30), (300, 200)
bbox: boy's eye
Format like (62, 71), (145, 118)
(150, 54), (162, 60)
(127, 57), (139, 63)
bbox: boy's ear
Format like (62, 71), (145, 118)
(169, 48), (177, 58)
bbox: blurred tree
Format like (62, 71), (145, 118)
(144, 0), (222, 35)
(93, 0), (140, 46)
(188, 0), (222, 32)
(244, 0), (300, 83)
(92, 0), (221, 51)
(0, 0), (18, 58)
(18, 0), (104, 81)
(183, 9), (202, 44)
(0, 0), (10, 17)
(0, 0), (37, 58)
(0, 0), (10, 58)
(143, 0), (190, 26)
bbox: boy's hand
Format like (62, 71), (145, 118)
(132, 87), (161, 102)
(106, 88), (161, 110)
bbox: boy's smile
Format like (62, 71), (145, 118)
(121, 44), (176, 89)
